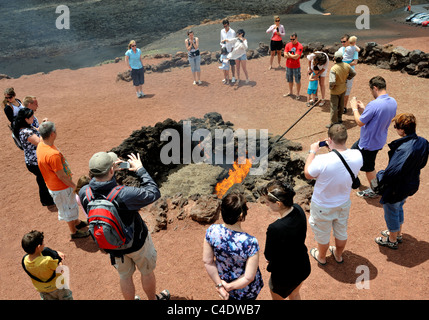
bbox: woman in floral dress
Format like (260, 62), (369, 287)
(203, 193), (263, 300)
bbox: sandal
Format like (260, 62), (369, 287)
(306, 100), (314, 107)
(375, 236), (398, 250)
(319, 100), (325, 106)
(295, 95), (301, 101)
(329, 246), (343, 264)
(310, 248), (326, 265)
(381, 230), (403, 243)
(156, 289), (170, 300)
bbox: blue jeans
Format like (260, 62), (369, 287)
(188, 55), (201, 73)
(383, 199), (406, 232)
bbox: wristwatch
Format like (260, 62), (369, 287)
(215, 283), (223, 288)
(308, 150), (317, 154)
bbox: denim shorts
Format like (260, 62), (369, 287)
(188, 54), (201, 72)
(286, 67), (301, 83)
(383, 199), (406, 232)
(235, 53), (247, 61)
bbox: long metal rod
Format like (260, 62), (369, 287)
(274, 99), (321, 144)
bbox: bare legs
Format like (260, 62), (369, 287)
(236, 60), (249, 83)
(269, 50), (282, 69)
(120, 271), (157, 300)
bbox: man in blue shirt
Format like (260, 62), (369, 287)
(350, 76), (397, 198)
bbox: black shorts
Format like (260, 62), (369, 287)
(352, 139), (379, 172)
(270, 40), (283, 51)
(131, 68), (145, 86)
(269, 275), (302, 299)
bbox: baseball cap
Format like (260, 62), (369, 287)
(89, 152), (118, 176)
(334, 50), (343, 59)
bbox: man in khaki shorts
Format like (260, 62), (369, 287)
(79, 151), (169, 300)
(304, 124), (363, 265)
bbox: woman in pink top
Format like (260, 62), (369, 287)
(266, 16), (286, 70)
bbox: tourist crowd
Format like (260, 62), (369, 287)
(2, 15), (429, 301)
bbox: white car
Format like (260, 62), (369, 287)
(405, 12), (422, 21)
(411, 13), (429, 24)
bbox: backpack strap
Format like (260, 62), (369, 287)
(22, 255), (56, 283)
(106, 186), (125, 202)
(85, 187), (94, 202)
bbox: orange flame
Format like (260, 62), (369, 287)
(214, 158), (253, 199)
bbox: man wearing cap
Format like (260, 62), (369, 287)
(327, 51), (357, 128)
(79, 151), (169, 300)
(36, 121), (89, 239)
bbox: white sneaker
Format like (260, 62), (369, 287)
(231, 77), (236, 83)
(193, 81), (197, 85)
(198, 80), (202, 85)
(356, 188), (378, 199)
(222, 79), (226, 83)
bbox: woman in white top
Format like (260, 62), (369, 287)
(222, 29), (249, 84)
(306, 52), (329, 106)
(266, 16), (286, 70)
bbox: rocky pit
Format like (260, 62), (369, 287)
(109, 112), (313, 232)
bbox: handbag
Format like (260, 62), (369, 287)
(332, 149), (361, 189)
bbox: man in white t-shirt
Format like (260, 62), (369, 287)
(304, 123), (363, 265)
(220, 19), (236, 83)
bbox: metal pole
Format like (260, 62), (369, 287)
(274, 99), (321, 143)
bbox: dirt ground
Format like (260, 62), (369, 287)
(1, 36), (428, 302)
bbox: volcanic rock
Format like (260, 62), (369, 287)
(189, 194), (221, 224)
(110, 112), (312, 229)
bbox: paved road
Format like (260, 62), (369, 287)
(299, 0), (324, 15)
(410, 3), (429, 13)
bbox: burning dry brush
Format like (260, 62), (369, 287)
(109, 112), (313, 231)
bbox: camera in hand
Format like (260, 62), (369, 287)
(119, 162), (130, 169)
(319, 141), (328, 147)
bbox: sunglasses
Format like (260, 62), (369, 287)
(290, 38), (296, 41)
(341, 41), (347, 43)
(267, 192), (281, 202)
(5, 96), (13, 99)
(275, 20), (280, 22)
(131, 44), (136, 47)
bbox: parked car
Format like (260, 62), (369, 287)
(422, 21), (429, 27)
(411, 13), (429, 24)
(406, 12), (424, 21)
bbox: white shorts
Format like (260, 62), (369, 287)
(49, 187), (79, 222)
(309, 200), (351, 244)
(346, 77), (354, 96)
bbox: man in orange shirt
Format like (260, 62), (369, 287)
(36, 121), (89, 239)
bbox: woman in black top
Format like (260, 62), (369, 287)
(3, 87), (23, 124)
(261, 180), (311, 300)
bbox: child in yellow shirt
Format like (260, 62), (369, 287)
(21, 230), (73, 300)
